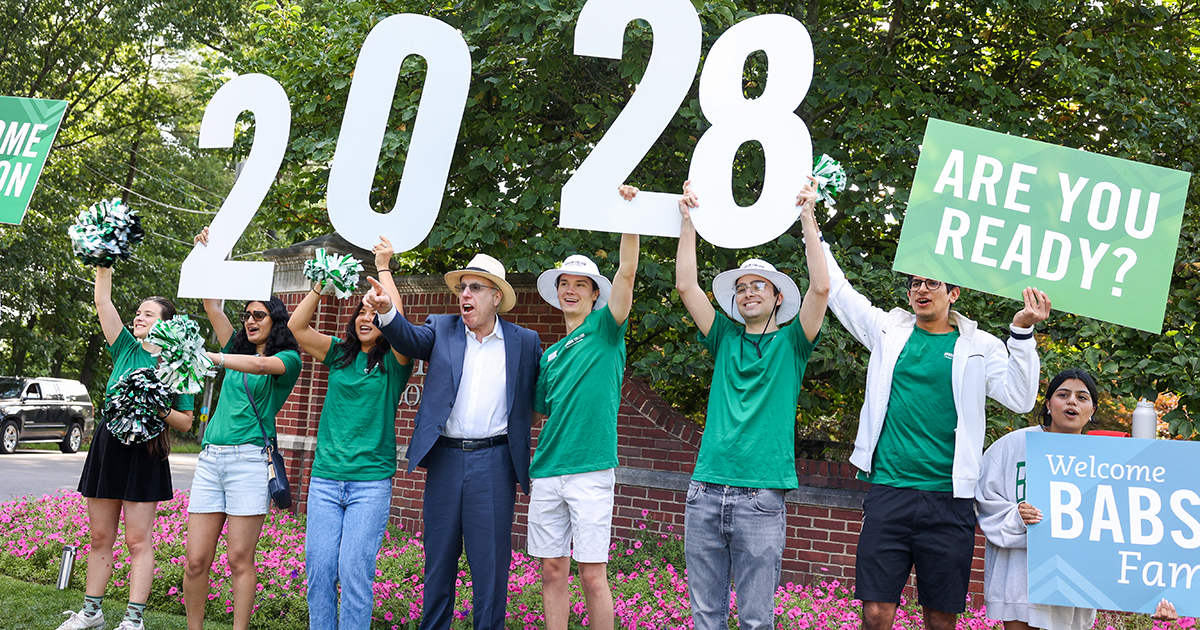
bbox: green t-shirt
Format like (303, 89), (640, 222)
(202, 339), (302, 447)
(312, 336), (413, 481)
(694, 314), (819, 489)
(107, 328), (194, 412)
(530, 305), (627, 478)
(862, 326), (959, 491)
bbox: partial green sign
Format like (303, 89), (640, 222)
(894, 119), (1191, 333)
(0, 96), (68, 225)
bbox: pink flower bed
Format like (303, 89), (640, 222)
(1, 491), (1192, 630)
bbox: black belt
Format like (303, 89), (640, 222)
(437, 434), (508, 451)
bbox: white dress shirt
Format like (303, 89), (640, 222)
(377, 308), (509, 438)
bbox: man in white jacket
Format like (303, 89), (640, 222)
(823, 242), (1050, 630)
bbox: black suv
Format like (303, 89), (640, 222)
(0, 377), (94, 454)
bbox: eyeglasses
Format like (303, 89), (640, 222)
(735, 280), (771, 296)
(454, 282), (498, 295)
(241, 311), (269, 322)
(907, 278), (943, 291)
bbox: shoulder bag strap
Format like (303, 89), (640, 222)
(242, 372), (273, 451)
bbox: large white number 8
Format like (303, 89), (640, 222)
(327, 14), (471, 251)
(178, 73), (290, 301)
(688, 14), (814, 249)
(559, 0), (701, 238)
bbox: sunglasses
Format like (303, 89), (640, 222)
(241, 310), (269, 322)
(454, 282), (498, 295)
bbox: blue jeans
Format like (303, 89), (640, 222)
(684, 481), (786, 630)
(306, 477), (392, 630)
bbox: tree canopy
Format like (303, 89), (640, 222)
(5, 0), (1198, 441)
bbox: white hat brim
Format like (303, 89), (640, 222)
(537, 268), (612, 311)
(712, 268), (801, 325)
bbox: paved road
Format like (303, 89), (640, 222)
(0, 450), (198, 502)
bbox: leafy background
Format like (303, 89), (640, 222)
(2, 0), (1197, 443)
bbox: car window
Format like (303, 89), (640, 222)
(64, 382), (90, 403)
(25, 383), (42, 399)
(0, 378), (20, 399)
(41, 382), (62, 400)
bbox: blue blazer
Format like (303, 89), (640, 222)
(376, 312), (541, 493)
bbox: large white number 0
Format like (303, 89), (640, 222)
(178, 73), (290, 301)
(327, 14), (471, 251)
(559, 0), (701, 237)
(688, 14), (814, 249)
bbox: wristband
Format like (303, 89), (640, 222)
(218, 352), (226, 370)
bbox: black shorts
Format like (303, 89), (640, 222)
(854, 484), (977, 613)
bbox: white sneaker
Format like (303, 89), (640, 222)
(112, 619), (144, 630)
(55, 610), (104, 630)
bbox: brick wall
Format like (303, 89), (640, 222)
(262, 238), (987, 600)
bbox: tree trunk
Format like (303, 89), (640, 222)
(77, 332), (105, 389)
(10, 313), (37, 375)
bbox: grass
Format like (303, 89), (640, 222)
(0, 575), (234, 630)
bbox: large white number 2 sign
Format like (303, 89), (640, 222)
(327, 14), (470, 251)
(559, 0), (701, 238)
(559, 0), (814, 249)
(178, 74), (289, 301)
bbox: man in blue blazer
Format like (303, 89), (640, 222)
(364, 253), (541, 630)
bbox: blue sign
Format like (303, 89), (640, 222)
(1027, 432), (1200, 616)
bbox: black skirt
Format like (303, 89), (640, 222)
(77, 420), (173, 502)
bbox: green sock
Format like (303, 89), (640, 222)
(123, 602), (146, 624)
(82, 595), (103, 617)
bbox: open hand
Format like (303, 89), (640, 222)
(1012, 287), (1051, 328)
(364, 277), (393, 314)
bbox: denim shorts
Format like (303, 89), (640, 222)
(188, 444), (271, 516)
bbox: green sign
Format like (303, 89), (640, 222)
(894, 119), (1191, 333)
(0, 96), (68, 225)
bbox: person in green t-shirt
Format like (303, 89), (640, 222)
(60, 266), (195, 630)
(183, 224), (305, 630)
(673, 178), (828, 630)
(288, 236), (413, 630)
(528, 185), (639, 630)
(823, 224), (1051, 630)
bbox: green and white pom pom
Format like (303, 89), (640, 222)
(146, 315), (214, 395)
(303, 248), (363, 299)
(104, 368), (171, 445)
(67, 198), (145, 267)
(811, 154), (847, 207)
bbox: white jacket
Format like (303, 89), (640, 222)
(824, 242), (1040, 498)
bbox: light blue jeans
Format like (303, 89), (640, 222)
(306, 477), (393, 630)
(684, 480), (787, 630)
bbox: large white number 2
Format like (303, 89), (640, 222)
(689, 15), (814, 249)
(559, 0), (701, 238)
(178, 73), (290, 301)
(328, 13), (470, 251)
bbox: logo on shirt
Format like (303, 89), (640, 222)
(563, 332), (586, 350)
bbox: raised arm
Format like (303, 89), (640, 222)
(984, 288), (1050, 414)
(796, 177), (829, 343)
(288, 284), (335, 363)
(674, 181), (716, 336)
(94, 267), (124, 345)
(205, 351), (288, 376)
(372, 236), (411, 366)
(364, 277), (436, 361)
(194, 227), (236, 345)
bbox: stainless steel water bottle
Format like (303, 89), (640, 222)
(57, 544), (77, 590)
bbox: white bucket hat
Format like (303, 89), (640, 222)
(444, 253), (517, 313)
(711, 259), (801, 324)
(537, 255), (613, 311)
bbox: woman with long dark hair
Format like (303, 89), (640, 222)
(58, 267), (195, 630)
(182, 227), (303, 630)
(288, 237), (412, 630)
(976, 368), (1102, 630)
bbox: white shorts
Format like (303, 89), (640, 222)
(527, 468), (615, 563)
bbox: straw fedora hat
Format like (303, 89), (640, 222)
(444, 253), (517, 313)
